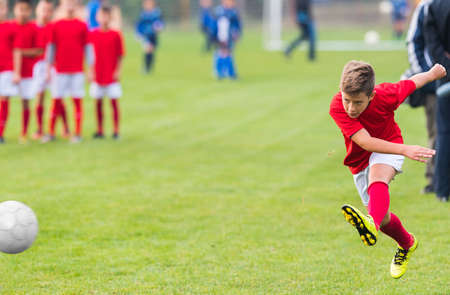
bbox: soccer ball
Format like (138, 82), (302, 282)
(364, 31), (380, 45)
(0, 201), (38, 254)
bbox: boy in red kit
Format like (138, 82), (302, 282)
(0, 0), (16, 144)
(13, 0), (42, 143)
(330, 60), (446, 279)
(32, 0), (53, 140)
(43, 0), (93, 143)
(89, 5), (124, 140)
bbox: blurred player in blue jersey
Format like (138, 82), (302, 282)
(284, 0), (316, 61)
(213, 0), (242, 80)
(199, 0), (215, 52)
(135, 0), (164, 74)
(390, 0), (409, 39)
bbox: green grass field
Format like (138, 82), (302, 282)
(0, 31), (448, 294)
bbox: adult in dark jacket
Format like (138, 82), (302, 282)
(284, 0), (315, 61)
(424, 0), (450, 202)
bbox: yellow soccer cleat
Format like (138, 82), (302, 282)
(341, 204), (378, 246)
(390, 235), (418, 279)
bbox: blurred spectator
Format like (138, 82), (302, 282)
(284, 0), (315, 61)
(135, 0), (164, 74)
(390, 0), (409, 39)
(199, 0), (215, 52)
(401, 0), (436, 194)
(424, 0), (450, 202)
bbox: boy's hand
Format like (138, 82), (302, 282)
(13, 72), (21, 84)
(403, 145), (436, 163)
(429, 64), (447, 81)
(87, 68), (95, 83)
(113, 69), (120, 81)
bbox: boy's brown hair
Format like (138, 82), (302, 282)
(340, 60), (375, 97)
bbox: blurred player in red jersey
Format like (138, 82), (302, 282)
(13, 0), (43, 143)
(330, 60), (446, 279)
(89, 5), (124, 140)
(0, 0), (16, 144)
(43, 0), (93, 143)
(32, 0), (54, 140)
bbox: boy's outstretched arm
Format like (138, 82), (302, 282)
(409, 63), (447, 89)
(351, 128), (435, 163)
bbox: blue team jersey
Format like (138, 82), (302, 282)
(135, 8), (164, 37)
(390, 0), (409, 19)
(213, 5), (242, 46)
(200, 7), (215, 34)
(87, 0), (101, 30)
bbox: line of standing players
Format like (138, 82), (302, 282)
(0, 0), (124, 144)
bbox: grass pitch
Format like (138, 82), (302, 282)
(0, 31), (448, 294)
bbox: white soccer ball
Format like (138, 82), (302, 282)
(364, 30), (380, 45)
(0, 201), (38, 254)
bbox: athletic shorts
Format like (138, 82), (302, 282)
(353, 152), (405, 206)
(90, 82), (122, 99)
(51, 72), (85, 99)
(0, 71), (17, 97)
(33, 60), (50, 94)
(0, 72), (34, 99)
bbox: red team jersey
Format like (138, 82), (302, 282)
(329, 80), (417, 174)
(51, 19), (88, 73)
(13, 21), (39, 78)
(35, 22), (53, 62)
(0, 21), (18, 73)
(89, 29), (125, 85)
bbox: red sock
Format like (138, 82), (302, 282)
(22, 107), (30, 137)
(111, 99), (120, 134)
(73, 98), (83, 136)
(36, 104), (44, 134)
(381, 213), (414, 250)
(368, 182), (390, 230)
(49, 99), (61, 136)
(59, 100), (69, 135)
(96, 99), (103, 134)
(0, 99), (10, 137)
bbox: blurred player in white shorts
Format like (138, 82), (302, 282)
(89, 4), (124, 140)
(13, 0), (42, 143)
(43, 0), (92, 143)
(32, 0), (53, 140)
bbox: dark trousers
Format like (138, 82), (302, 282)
(285, 20), (316, 60)
(434, 92), (450, 197)
(425, 94), (437, 185)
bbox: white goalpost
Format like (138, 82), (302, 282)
(263, 0), (284, 51)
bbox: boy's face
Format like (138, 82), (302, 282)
(36, 1), (54, 23)
(0, 2), (8, 21)
(222, 0), (235, 8)
(97, 10), (111, 27)
(14, 2), (32, 24)
(61, 0), (77, 15)
(143, 0), (155, 11)
(341, 91), (375, 118)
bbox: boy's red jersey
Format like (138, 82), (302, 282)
(35, 22), (53, 62)
(329, 80), (417, 174)
(51, 19), (88, 73)
(13, 21), (39, 78)
(89, 29), (125, 85)
(0, 21), (18, 72)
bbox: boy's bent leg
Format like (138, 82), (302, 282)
(368, 163), (396, 229)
